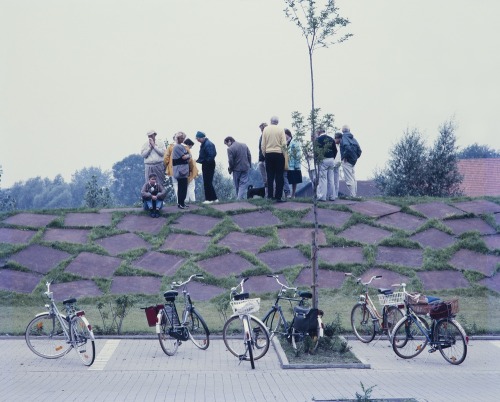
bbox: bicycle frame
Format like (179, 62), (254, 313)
(39, 284), (95, 345)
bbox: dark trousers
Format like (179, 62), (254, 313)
(265, 152), (285, 200)
(177, 177), (188, 207)
(202, 160), (218, 201)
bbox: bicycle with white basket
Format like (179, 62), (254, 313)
(345, 273), (404, 343)
(222, 277), (270, 369)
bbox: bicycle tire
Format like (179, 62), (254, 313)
(72, 316), (95, 366)
(392, 316), (428, 359)
(262, 308), (287, 340)
(351, 303), (375, 343)
(223, 315), (270, 361)
(385, 305), (404, 339)
(25, 313), (72, 359)
(187, 309), (210, 350)
(435, 318), (467, 365)
(158, 310), (179, 356)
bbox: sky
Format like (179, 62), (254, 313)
(1, 0), (499, 189)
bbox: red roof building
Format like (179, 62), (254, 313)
(458, 159), (500, 197)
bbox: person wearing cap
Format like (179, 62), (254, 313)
(261, 116), (287, 202)
(195, 131), (218, 204)
(224, 136), (252, 199)
(183, 138), (199, 203)
(140, 130), (166, 185)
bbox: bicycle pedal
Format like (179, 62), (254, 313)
(428, 348), (437, 353)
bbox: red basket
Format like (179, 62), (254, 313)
(144, 304), (164, 327)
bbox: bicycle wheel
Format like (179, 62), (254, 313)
(186, 309), (210, 350)
(223, 315), (270, 361)
(350, 304), (375, 343)
(158, 310), (179, 356)
(435, 318), (467, 365)
(392, 316), (428, 359)
(247, 340), (255, 369)
(25, 313), (71, 359)
(262, 309), (286, 340)
(385, 306), (404, 339)
(72, 316), (95, 366)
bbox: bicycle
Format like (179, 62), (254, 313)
(261, 274), (312, 339)
(25, 281), (96, 366)
(222, 277), (270, 369)
(344, 273), (404, 344)
(144, 274), (210, 356)
(261, 274), (323, 355)
(391, 291), (468, 365)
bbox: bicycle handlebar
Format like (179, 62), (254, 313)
(266, 274), (297, 293)
(344, 273), (382, 286)
(172, 273), (204, 289)
(231, 277), (249, 294)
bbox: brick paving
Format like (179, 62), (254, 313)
(9, 244), (71, 274)
(64, 212), (112, 227)
(337, 223), (392, 244)
(376, 211), (426, 232)
(410, 201), (464, 219)
(96, 233), (151, 256)
(256, 248), (309, 272)
(131, 251), (185, 276)
(231, 210), (282, 229)
(42, 228), (90, 244)
(65, 252), (122, 278)
(2, 212), (59, 227)
(409, 227), (456, 249)
(217, 231), (269, 254)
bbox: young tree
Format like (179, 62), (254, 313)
(71, 167), (112, 206)
(84, 175), (112, 208)
(0, 165), (15, 211)
(284, 0), (351, 136)
(284, 0), (351, 308)
(426, 120), (463, 197)
(458, 143), (500, 159)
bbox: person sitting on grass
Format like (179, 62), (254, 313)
(141, 173), (166, 218)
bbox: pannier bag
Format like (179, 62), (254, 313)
(144, 304), (164, 327)
(293, 307), (319, 333)
(429, 299), (459, 320)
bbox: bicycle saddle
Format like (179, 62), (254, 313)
(164, 290), (178, 301)
(378, 288), (393, 295)
(63, 298), (77, 305)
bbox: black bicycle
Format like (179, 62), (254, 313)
(261, 274), (323, 355)
(144, 274), (210, 356)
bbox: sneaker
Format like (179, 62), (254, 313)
(149, 211), (155, 217)
(213, 199), (219, 203)
(178, 204), (186, 209)
(202, 200), (213, 204)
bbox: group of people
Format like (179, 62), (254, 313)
(138, 118), (362, 217)
(140, 130), (218, 217)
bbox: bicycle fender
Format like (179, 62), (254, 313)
(79, 316), (96, 341)
(155, 311), (162, 334)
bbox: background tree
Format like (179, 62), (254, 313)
(0, 165), (15, 211)
(374, 120), (463, 197)
(458, 143), (500, 159)
(284, 0), (351, 308)
(111, 154), (144, 206)
(373, 128), (428, 196)
(426, 120), (463, 197)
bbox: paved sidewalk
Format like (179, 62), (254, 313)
(2, 338), (500, 401)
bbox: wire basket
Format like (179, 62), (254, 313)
(230, 298), (261, 315)
(378, 292), (405, 306)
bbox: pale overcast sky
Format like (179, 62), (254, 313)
(1, 0), (499, 188)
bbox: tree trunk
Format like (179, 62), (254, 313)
(309, 47), (319, 309)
